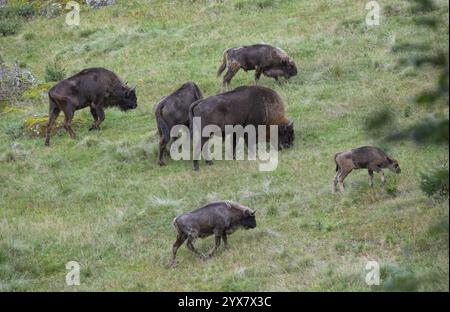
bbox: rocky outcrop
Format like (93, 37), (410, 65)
(85, 0), (116, 9)
(0, 56), (36, 102)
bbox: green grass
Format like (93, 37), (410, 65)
(0, 0), (448, 291)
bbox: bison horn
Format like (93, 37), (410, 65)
(251, 209), (257, 215)
(287, 120), (294, 127)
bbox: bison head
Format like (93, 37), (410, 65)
(281, 58), (297, 79)
(387, 157), (401, 174)
(278, 120), (294, 150)
(272, 49), (297, 79)
(241, 209), (257, 229)
(115, 86), (138, 111)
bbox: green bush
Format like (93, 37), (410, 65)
(0, 3), (37, 37)
(23, 32), (35, 41)
(420, 167), (449, 198)
(44, 62), (66, 82)
(0, 19), (21, 36)
(0, 4), (36, 20)
(234, 0), (275, 10)
(256, 0), (275, 9)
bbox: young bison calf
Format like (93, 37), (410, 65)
(332, 146), (401, 193)
(171, 201), (256, 265)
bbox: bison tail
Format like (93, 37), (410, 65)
(188, 100), (199, 138)
(334, 153), (340, 172)
(172, 217), (178, 229)
(193, 83), (204, 101)
(155, 106), (170, 144)
(217, 50), (227, 77)
(172, 216), (183, 235)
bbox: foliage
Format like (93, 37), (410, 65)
(0, 18), (21, 36)
(44, 61), (66, 82)
(420, 167), (449, 198)
(365, 0), (449, 200)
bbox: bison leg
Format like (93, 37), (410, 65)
(171, 233), (187, 266)
(186, 237), (205, 260)
(332, 169), (340, 194)
(89, 107), (98, 129)
(222, 63), (240, 89)
(222, 233), (228, 249)
(193, 137), (209, 171)
(203, 139), (213, 166)
(380, 170), (385, 185)
(207, 234), (221, 258)
(89, 106), (105, 131)
(254, 68), (262, 85)
(338, 169), (352, 193)
(368, 169), (374, 187)
(61, 104), (76, 140)
(44, 104), (61, 146)
(158, 135), (170, 166)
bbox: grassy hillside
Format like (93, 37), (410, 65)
(0, 0), (448, 291)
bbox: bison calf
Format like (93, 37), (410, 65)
(217, 44), (297, 88)
(332, 146), (401, 193)
(171, 201), (256, 265)
(155, 81), (203, 166)
(45, 67), (137, 146)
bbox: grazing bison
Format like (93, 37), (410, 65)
(171, 201), (256, 265)
(45, 67), (137, 146)
(189, 85), (294, 171)
(217, 44), (297, 87)
(332, 146), (401, 193)
(155, 81), (203, 166)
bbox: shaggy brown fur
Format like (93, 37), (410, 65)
(332, 146), (401, 193)
(171, 201), (256, 265)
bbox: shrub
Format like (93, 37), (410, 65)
(44, 62), (65, 82)
(12, 4), (36, 19)
(0, 4), (36, 20)
(0, 18), (21, 36)
(420, 167), (449, 198)
(234, 0), (275, 10)
(23, 32), (35, 41)
(256, 0), (275, 9)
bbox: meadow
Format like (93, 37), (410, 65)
(0, 0), (448, 291)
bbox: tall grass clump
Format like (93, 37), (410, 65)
(44, 61), (66, 82)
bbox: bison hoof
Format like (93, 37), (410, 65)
(89, 126), (99, 131)
(159, 161), (166, 167)
(193, 165), (199, 171)
(205, 160), (213, 166)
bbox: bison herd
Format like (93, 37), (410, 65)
(43, 43), (401, 264)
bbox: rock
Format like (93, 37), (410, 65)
(0, 57), (36, 102)
(40, 2), (63, 19)
(85, 0), (116, 9)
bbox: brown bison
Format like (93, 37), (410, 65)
(217, 44), (297, 87)
(45, 67), (137, 146)
(189, 85), (294, 171)
(171, 201), (256, 265)
(155, 81), (203, 166)
(333, 146), (401, 193)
